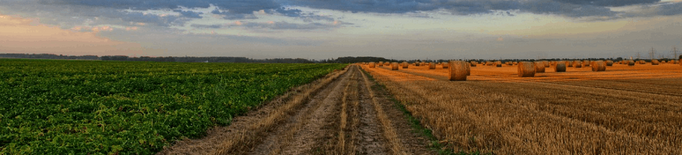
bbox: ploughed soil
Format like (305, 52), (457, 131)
(158, 65), (433, 155)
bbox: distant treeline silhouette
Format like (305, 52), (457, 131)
(1, 53), (314, 63)
(2, 53), (677, 64)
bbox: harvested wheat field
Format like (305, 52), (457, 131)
(159, 65), (433, 155)
(363, 62), (682, 154)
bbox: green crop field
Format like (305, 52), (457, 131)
(0, 59), (346, 154)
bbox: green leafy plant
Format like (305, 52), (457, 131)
(0, 59), (346, 154)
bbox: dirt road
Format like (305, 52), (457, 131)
(159, 65), (432, 155)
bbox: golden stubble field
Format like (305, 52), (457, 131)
(361, 62), (682, 154)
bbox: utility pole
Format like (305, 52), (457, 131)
(637, 52), (640, 60)
(649, 47), (655, 60)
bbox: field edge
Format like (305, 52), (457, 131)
(359, 67), (483, 155)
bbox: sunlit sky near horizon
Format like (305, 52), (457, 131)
(1, 0), (682, 60)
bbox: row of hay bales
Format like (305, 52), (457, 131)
(368, 61), (454, 69)
(654, 59), (681, 64)
(369, 59), (679, 69)
(377, 60), (467, 81)
(610, 59), (682, 66)
(368, 58), (679, 80)
(460, 61), (522, 67)
(517, 60), (609, 77)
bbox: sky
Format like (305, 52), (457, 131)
(1, 0), (682, 60)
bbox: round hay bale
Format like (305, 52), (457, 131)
(573, 61), (582, 68)
(606, 60), (613, 66)
(442, 62), (449, 68)
(627, 60), (635, 66)
(369, 62), (376, 68)
(449, 61), (468, 81)
(535, 62), (546, 73)
(494, 61), (501, 67)
(429, 62), (436, 69)
(469, 62), (476, 67)
(591, 60), (606, 71)
(513, 61), (518, 65)
(566, 61), (573, 67)
(486, 61), (493, 66)
(555, 61), (566, 72)
(402, 62), (408, 68)
(391, 62), (399, 70)
(377, 62), (383, 66)
(651, 59), (659, 65)
(517, 61), (535, 77)
(466, 62), (471, 76)
(582, 60), (591, 67)
(543, 61), (549, 68)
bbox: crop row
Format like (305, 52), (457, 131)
(0, 59), (346, 154)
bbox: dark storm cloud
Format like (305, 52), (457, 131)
(283, 0), (663, 17)
(38, 0), (277, 12)
(210, 8), (258, 20)
(174, 10), (203, 18)
(552, 0), (660, 7)
(519, 0), (616, 17)
(39, 0), (282, 16)
(0, 0), (183, 28)
(191, 24), (222, 29)
(243, 21), (351, 30)
(656, 2), (682, 16)
(1, 0), (681, 31)
(191, 21), (350, 30)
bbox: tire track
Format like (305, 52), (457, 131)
(260, 67), (355, 155)
(161, 65), (433, 155)
(359, 68), (404, 154)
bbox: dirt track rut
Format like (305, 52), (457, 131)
(159, 65), (432, 155)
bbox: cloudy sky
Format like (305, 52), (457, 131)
(1, 0), (682, 60)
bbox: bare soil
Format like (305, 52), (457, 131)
(158, 65), (433, 155)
